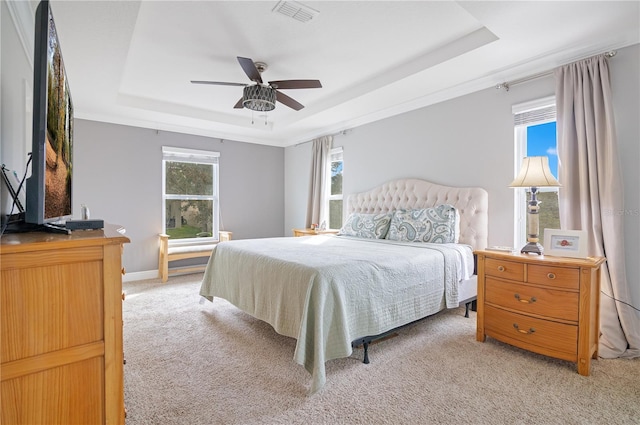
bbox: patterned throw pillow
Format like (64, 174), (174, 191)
(386, 204), (458, 243)
(338, 212), (392, 239)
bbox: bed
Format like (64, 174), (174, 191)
(200, 178), (488, 393)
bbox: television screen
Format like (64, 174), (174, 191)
(25, 0), (73, 226)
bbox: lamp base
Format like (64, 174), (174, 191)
(521, 241), (544, 255)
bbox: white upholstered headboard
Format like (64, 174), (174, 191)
(346, 179), (488, 250)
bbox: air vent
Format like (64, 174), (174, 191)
(272, 1), (319, 23)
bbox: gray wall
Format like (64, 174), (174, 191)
(285, 77), (550, 247)
(285, 43), (640, 310)
(611, 44), (640, 312)
(2, 0), (638, 306)
(1, 1), (34, 213)
(1, 0), (285, 276)
(74, 120), (284, 274)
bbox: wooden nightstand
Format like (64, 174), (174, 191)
(475, 250), (605, 376)
(292, 228), (339, 237)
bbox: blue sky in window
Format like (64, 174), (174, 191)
(332, 162), (343, 176)
(527, 121), (558, 179)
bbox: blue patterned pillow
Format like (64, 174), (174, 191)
(338, 212), (392, 239)
(386, 205), (458, 243)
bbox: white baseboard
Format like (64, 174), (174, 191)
(123, 270), (159, 282)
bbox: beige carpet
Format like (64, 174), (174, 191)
(123, 275), (640, 425)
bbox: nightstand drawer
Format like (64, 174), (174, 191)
(484, 305), (577, 357)
(485, 278), (579, 321)
(485, 258), (524, 281)
(528, 264), (579, 290)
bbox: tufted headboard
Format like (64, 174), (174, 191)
(346, 178), (488, 250)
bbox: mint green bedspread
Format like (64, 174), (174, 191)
(199, 235), (473, 394)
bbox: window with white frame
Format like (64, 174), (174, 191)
(513, 96), (560, 249)
(162, 146), (220, 243)
(328, 147), (343, 230)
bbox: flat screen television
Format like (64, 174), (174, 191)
(24, 0), (74, 231)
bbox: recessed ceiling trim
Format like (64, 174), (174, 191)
(273, 27), (498, 129)
(115, 93), (272, 130)
(272, 1), (319, 23)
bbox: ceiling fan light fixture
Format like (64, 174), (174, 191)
(243, 85), (276, 111)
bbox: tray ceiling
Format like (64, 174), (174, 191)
(31, 1), (640, 147)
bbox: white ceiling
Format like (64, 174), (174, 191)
(43, 1), (639, 147)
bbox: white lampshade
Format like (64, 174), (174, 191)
(509, 156), (561, 188)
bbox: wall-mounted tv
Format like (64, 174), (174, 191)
(25, 0), (74, 231)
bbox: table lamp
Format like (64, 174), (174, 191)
(509, 156), (561, 254)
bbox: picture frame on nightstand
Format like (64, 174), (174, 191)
(544, 229), (588, 258)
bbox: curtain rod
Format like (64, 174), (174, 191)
(496, 50), (617, 92)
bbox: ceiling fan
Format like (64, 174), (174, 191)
(191, 56), (322, 111)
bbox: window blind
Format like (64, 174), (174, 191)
(162, 146), (219, 164)
(330, 146), (343, 162)
(512, 96), (556, 126)
(514, 105), (556, 126)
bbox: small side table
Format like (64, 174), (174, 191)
(292, 228), (339, 237)
(475, 249), (605, 376)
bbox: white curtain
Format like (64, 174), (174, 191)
(305, 136), (333, 228)
(555, 54), (640, 358)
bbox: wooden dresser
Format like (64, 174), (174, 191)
(1, 224), (129, 424)
(475, 250), (605, 376)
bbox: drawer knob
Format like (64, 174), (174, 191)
(497, 265), (506, 272)
(547, 272), (556, 279)
(513, 323), (535, 334)
(514, 293), (537, 304)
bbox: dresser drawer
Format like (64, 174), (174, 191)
(485, 278), (579, 321)
(484, 258), (524, 281)
(528, 264), (579, 290)
(484, 305), (577, 357)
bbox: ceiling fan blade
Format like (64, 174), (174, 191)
(269, 80), (322, 90)
(237, 57), (263, 84)
(191, 80), (246, 87)
(233, 98), (244, 109)
(275, 90), (304, 111)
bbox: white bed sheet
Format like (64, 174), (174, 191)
(199, 235), (474, 393)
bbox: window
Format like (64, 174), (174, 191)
(513, 97), (560, 249)
(328, 147), (343, 229)
(162, 146), (220, 243)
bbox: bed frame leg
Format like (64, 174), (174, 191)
(362, 342), (370, 364)
(464, 299), (478, 318)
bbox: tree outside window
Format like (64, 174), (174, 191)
(162, 147), (219, 242)
(328, 148), (343, 229)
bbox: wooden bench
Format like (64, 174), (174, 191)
(158, 231), (232, 282)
